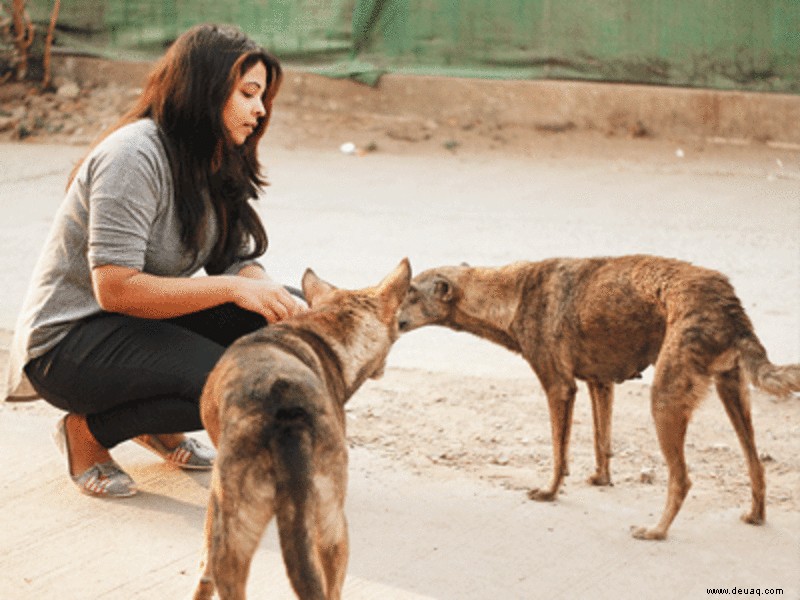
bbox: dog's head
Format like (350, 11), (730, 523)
(300, 258), (412, 382)
(397, 265), (466, 333)
(301, 258), (411, 323)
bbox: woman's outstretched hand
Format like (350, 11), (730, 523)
(230, 277), (307, 323)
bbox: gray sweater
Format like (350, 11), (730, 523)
(5, 118), (260, 400)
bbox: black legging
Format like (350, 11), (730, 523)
(24, 303), (266, 449)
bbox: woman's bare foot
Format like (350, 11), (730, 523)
(138, 433), (186, 452)
(64, 413), (112, 476)
(139, 433), (185, 451)
(134, 433), (215, 470)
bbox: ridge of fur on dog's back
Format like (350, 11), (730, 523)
(229, 324), (348, 403)
(270, 325), (347, 398)
(518, 254), (749, 333)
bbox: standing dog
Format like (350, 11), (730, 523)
(192, 259), (411, 600)
(397, 254), (799, 540)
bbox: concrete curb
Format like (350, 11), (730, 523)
(52, 55), (800, 146)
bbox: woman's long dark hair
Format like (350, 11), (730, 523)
(71, 24), (282, 274)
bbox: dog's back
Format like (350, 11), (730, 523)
(196, 327), (346, 600)
(515, 255), (790, 391)
(515, 257), (717, 375)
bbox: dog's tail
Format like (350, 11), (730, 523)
(737, 335), (800, 398)
(265, 379), (327, 600)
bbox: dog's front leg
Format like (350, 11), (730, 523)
(528, 380), (577, 501)
(587, 380), (614, 486)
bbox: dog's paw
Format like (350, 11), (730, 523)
(630, 525), (667, 541)
(587, 473), (612, 487)
(741, 511), (765, 526)
(191, 578), (215, 600)
(527, 487), (557, 502)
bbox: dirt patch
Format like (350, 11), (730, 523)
(0, 77), (578, 153)
(346, 368), (799, 515)
(0, 81), (139, 144)
(2, 74), (798, 188)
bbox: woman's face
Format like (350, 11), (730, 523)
(222, 60), (268, 146)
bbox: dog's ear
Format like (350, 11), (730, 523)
(378, 258), (412, 308)
(302, 268), (336, 306)
(432, 275), (454, 302)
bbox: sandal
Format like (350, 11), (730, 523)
(134, 434), (216, 470)
(53, 416), (138, 498)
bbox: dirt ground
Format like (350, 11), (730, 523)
(1, 77), (799, 599)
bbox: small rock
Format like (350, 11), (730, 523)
(493, 454), (510, 466)
(56, 81), (81, 100)
(0, 115), (18, 132)
(14, 123), (32, 140)
(339, 141), (356, 155)
(443, 139), (460, 151)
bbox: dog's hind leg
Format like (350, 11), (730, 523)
(192, 490), (220, 600)
(528, 379), (577, 501)
(632, 359), (709, 540)
(211, 481), (275, 600)
(318, 508), (349, 600)
(715, 366), (765, 526)
(276, 498), (327, 600)
(587, 380), (614, 486)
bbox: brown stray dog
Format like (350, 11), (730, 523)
(397, 254), (800, 540)
(192, 259), (411, 600)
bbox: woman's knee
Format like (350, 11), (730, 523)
(25, 315), (226, 415)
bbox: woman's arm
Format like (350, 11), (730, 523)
(92, 264), (304, 322)
(237, 263), (271, 281)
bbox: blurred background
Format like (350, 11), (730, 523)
(11, 0), (800, 91)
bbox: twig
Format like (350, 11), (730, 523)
(41, 0), (60, 89)
(10, 0), (34, 80)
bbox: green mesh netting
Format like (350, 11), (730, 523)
(22, 0), (800, 91)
